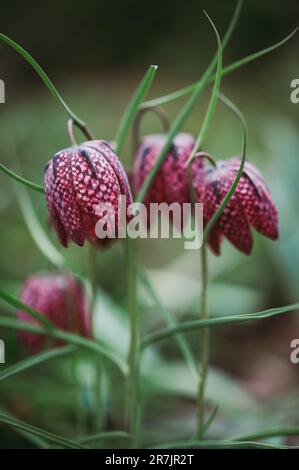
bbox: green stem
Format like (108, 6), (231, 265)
(125, 237), (140, 448)
(0, 33), (93, 141)
(196, 243), (209, 438)
(0, 163), (44, 194)
(142, 28), (297, 109)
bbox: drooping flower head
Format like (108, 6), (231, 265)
(133, 133), (201, 206)
(192, 156), (279, 255)
(45, 140), (133, 247)
(17, 273), (91, 353)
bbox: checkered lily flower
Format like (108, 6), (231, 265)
(17, 273), (91, 352)
(192, 156), (279, 255)
(44, 140), (133, 247)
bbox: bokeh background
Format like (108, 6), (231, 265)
(0, 0), (299, 448)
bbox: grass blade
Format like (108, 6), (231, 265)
(0, 314), (128, 374)
(186, 10), (222, 165)
(139, 270), (199, 379)
(136, 13), (222, 203)
(143, 28), (297, 109)
(14, 183), (65, 268)
(0, 345), (76, 383)
(149, 439), (299, 449)
(0, 413), (87, 449)
(115, 65), (158, 155)
(141, 302), (299, 348)
(199, 404), (219, 438)
(0, 162), (44, 194)
(0, 288), (52, 327)
(203, 92), (247, 238)
(76, 431), (130, 444)
(231, 426), (299, 442)
(0, 33), (93, 139)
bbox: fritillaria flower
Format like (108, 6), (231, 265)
(192, 156), (279, 255)
(44, 140), (133, 247)
(133, 133), (202, 206)
(17, 273), (91, 352)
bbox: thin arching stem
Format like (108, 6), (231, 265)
(132, 106), (170, 156)
(67, 120), (77, 147)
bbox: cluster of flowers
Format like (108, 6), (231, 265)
(18, 130), (279, 351)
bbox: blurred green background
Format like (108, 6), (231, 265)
(0, 0), (299, 448)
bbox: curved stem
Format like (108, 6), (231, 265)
(136, 12), (222, 204)
(0, 163), (44, 194)
(196, 243), (209, 438)
(67, 119), (77, 147)
(142, 28), (297, 109)
(132, 106), (170, 155)
(0, 33), (94, 141)
(125, 237), (140, 448)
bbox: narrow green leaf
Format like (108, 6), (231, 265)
(14, 183), (65, 268)
(76, 431), (130, 444)
(0, 163), (44, 194)
(0, 315), (128, 375)
(143, 28), (297, 109)
(186, 10), (222, 164)
(0, 413), (87, 449)
(0, 345), (76, 383)
(203, 92), (247, 238)
(141, 302), (299, 348)
(149, 439), (299, 449)
(115, 64), (158, 155)
(136, 13), (222, 203)
(232, 426), (299, 442)
(0, 33), (93, 139)
(0, 288), (52, 327)
(199, 404), (219, 438)
(139, 270), (199, 379)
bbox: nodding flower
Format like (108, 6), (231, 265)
(192, 156), (279, 255)
(44, 140), (133, 247)
(133, 133), (202, 206)
(17, 272), (91, 353)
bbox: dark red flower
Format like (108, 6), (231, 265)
(192, 156), (279, 255)
(133, 133), (201, 206)
(17, 273), (91, 353)
(44, 140), (133, 247)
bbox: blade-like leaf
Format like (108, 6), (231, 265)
(203, 92), (247, 238)
(14, 183), (65, 268)
(0, 33), (93, 139)
(136, 13), (222, 203)
(143, 28), (298, 108)
(139, 269), (199, 379)
(0, 314), (128, 374)
(142, 302), (299, 348)
(186, 10), (222, 165)
(199, 404), (219, 438)
(76, 431), (130, 444)
(115, 65), (158, 155)
(231, 426), (299, 442)
(0, 288), (52, 327)
(0, 345), (76, 383)
(0, 413), (87, 449)
(149, 439), (299, 449)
